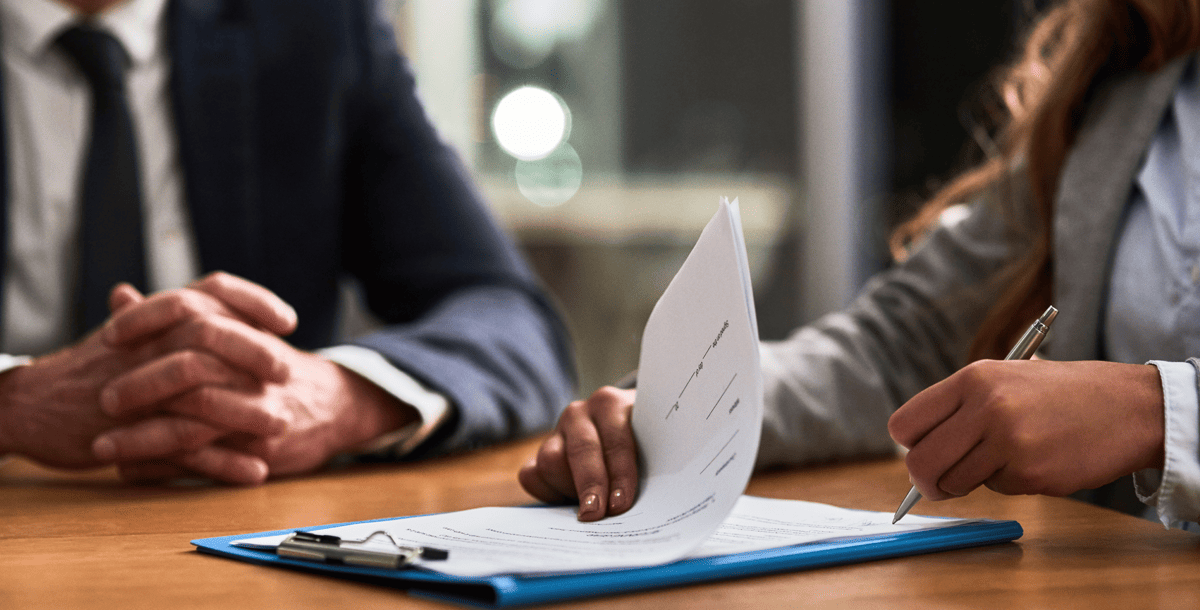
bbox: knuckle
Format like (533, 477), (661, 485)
(588, 386), (624, 403)
(262, 409), (288, 435)
(586, 390), (634, 422)
(959, 359), (996, 387)
(603, 406), (634, 430)
(537, 436), (565, 464)
(168, 419), (206, 451)
(981, 398), (1016, 430)
(187, 318), (224, 350)
(602, 431), (635, 455)
(586, 386), (633, 413)
(164, 290), (200, 319)
(169, 351), (206, 386)
(566, 436), (602, 461)
(246, 401), (285, 435)
(560, 400), (589, 423)
(198, 271), (233, 293)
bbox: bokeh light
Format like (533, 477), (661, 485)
(492, 86), (571, 161)
(489, 0), (605, 69)
(515, 143), (583, 206)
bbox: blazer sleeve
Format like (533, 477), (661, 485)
(756, 178), (1036, 469)
(337, 1), (576, 457)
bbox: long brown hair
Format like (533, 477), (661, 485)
(890, 0), (1200, 359)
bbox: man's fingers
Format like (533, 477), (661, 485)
(92, 417), (225, 462)
(103, 274), (297, 349)
(168, 386), (284, 436)
(101, 349), (241, 413)
(159, 316), (290, 382)
(589, 387), (638, 515)
(102, 356), (285, 436)
(108, 283), (145, 313)
(118, 449), (270, 486)
(104, 287), (233, 345)
(189, 272), (298, 336)
(177, 445), (270, 486)
(117, 460), (192, 484)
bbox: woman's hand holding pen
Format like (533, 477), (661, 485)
(888, 359), (1166, 501)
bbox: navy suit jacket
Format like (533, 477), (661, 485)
(0, 0), (575, 457)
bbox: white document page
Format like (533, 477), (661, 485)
(620, 196), (764, 560)
(234, 496), (972, 578)
(687, 495), (972, 558)
(239, 198), (763, 577)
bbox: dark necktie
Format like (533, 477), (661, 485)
(57, 25), (148, 336)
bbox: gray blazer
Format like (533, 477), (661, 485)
(757, 56), (1190, 471)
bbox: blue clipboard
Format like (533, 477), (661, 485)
(192, 513), (1022, 607)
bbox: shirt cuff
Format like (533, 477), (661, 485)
(0, 354), (32, 373)
(1133, 360), (1200, 528)
(0, 354), (30, 461)
(318, 345), (451, 459)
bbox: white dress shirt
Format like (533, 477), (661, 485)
(0, 0), (447, 458)
(1107, 58), (1200, 529)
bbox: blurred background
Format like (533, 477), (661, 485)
(371, 0), (1035, 395)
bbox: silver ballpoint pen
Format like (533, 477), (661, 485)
(891, 305), (1059, 524)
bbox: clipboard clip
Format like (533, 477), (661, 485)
(277, 530), (449, 569)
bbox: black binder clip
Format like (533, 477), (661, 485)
(277, 530), (449, 569)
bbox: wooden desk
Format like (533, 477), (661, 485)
(3, 439), (1199, 609)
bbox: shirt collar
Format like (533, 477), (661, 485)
(0, 0), (169, 66)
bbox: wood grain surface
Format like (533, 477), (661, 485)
(3, 438), (1198, 609)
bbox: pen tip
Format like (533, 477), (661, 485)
(1040, 305), (1058, 325)
(891, 516), (899, 524)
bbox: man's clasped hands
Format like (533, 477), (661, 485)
(0, 272), (413, 485)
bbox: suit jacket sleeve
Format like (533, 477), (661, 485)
(756, 179), (1035, 469)
(337, 1), (575, 457)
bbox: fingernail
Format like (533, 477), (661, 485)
(93, 436), (116, 462)
(99, 388), (119, 415)
(578, 493), (601, 519)
(609, 489), (625, 512)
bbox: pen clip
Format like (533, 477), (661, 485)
(277, 530), (448, 569)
